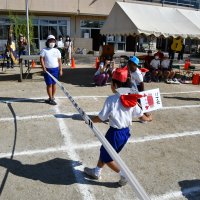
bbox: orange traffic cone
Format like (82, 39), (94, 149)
(31, 60), (36, 68)
(95, 57), (99, 70)
(71, 57), (76, 69)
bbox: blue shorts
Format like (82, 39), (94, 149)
(100, 127), (130, 163)
(44, 67), (59, 86)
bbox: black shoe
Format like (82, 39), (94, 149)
(49, 99), (57, 105)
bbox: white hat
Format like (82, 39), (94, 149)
(47, 35), (56, 41)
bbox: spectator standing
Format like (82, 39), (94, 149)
(168, 36), (175, 60)
(40, 35), (63, 105)
(64, 35), (73, 65)
(57, 35), (65, 63)
(178, 39), (185, 62)
(18, 34), (28, 67)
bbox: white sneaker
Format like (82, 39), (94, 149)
(118, 175), (128, 186)
(84, 167), (100, 180)
(172, 78), (180, 84)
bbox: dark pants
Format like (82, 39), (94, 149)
(19, 50), (27, 66)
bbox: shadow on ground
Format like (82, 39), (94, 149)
(60, 68), (96, 87)
(0, 97), (45, 104)
(0, 158), (119, 188)
(178, 180), (200, 200)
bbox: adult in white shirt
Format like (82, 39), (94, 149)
(64, 35), (73, 65)
(40, 35), (63, 105)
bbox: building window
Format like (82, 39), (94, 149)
(80, 20), (105, 38)
(39, 19), (69, 40)
(0, 25), (9, 40)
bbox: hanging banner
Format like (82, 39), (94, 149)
(139, 88), (162, 112)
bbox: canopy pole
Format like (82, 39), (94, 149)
(26, 0), (30, 55)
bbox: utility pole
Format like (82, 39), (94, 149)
(26, 0), (30, 55)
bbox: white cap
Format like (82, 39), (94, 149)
(47, 35), (55, 41)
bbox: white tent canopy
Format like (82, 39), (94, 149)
(100, 2), (200, 39)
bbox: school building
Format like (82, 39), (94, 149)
(0, 0), (199, 53)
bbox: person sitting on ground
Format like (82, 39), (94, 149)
(40, 35), (63, 105)
(84, 67), (152, 186)
(149, 55), (162, 82)
(161, 57), (176, 83)
(93, 56), (112, 86)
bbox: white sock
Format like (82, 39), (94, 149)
(119, 170), (125, 177)
(95, 166), (102, 176)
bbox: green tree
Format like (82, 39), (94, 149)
(9, 13), (35, 53)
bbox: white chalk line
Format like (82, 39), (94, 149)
(0, 112), (98, 122)
(1, 103), (200, 122)
(53, 99), (95, 200)
(0, 90), (200, 103)
(1, 131), (199, 158)
(72, 130), (200, 150)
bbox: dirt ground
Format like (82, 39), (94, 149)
(0, 64), (200, 200)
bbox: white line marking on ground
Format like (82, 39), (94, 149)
(152, 186), (200, 200)
(54, 100), (95, 200)
(1, 102), (200, 122)
(161, 105), (200, 110)
(0, 112), (98, 122)
(161, 90), (200, 95)
(1, 131), (198, 159)
(0, 146), (67, 159)
(0, 90), (200, 103)
(72, 131), (200, 150)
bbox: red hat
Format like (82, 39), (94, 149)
(112, 67), (128, 83)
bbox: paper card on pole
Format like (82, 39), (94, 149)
(139, 88), (162, 112)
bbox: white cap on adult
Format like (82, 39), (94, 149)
(47, 35), (56, 41)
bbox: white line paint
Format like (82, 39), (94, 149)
(152, 186), (200, 200)
(161, 105), (200, 110)
(0, 146), (67, 159)
(1, 103), (200, 122)
(1, 130), (198, 159)
(0, 112), (98, 122)
(0, 90), (200, 103)
(54, 100), (95, 200)
(73, 131), (200, 150)
(161, 90), (200, 95)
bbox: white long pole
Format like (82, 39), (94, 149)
(26, 0), (30, 55)
(46, 71), (151, 200)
